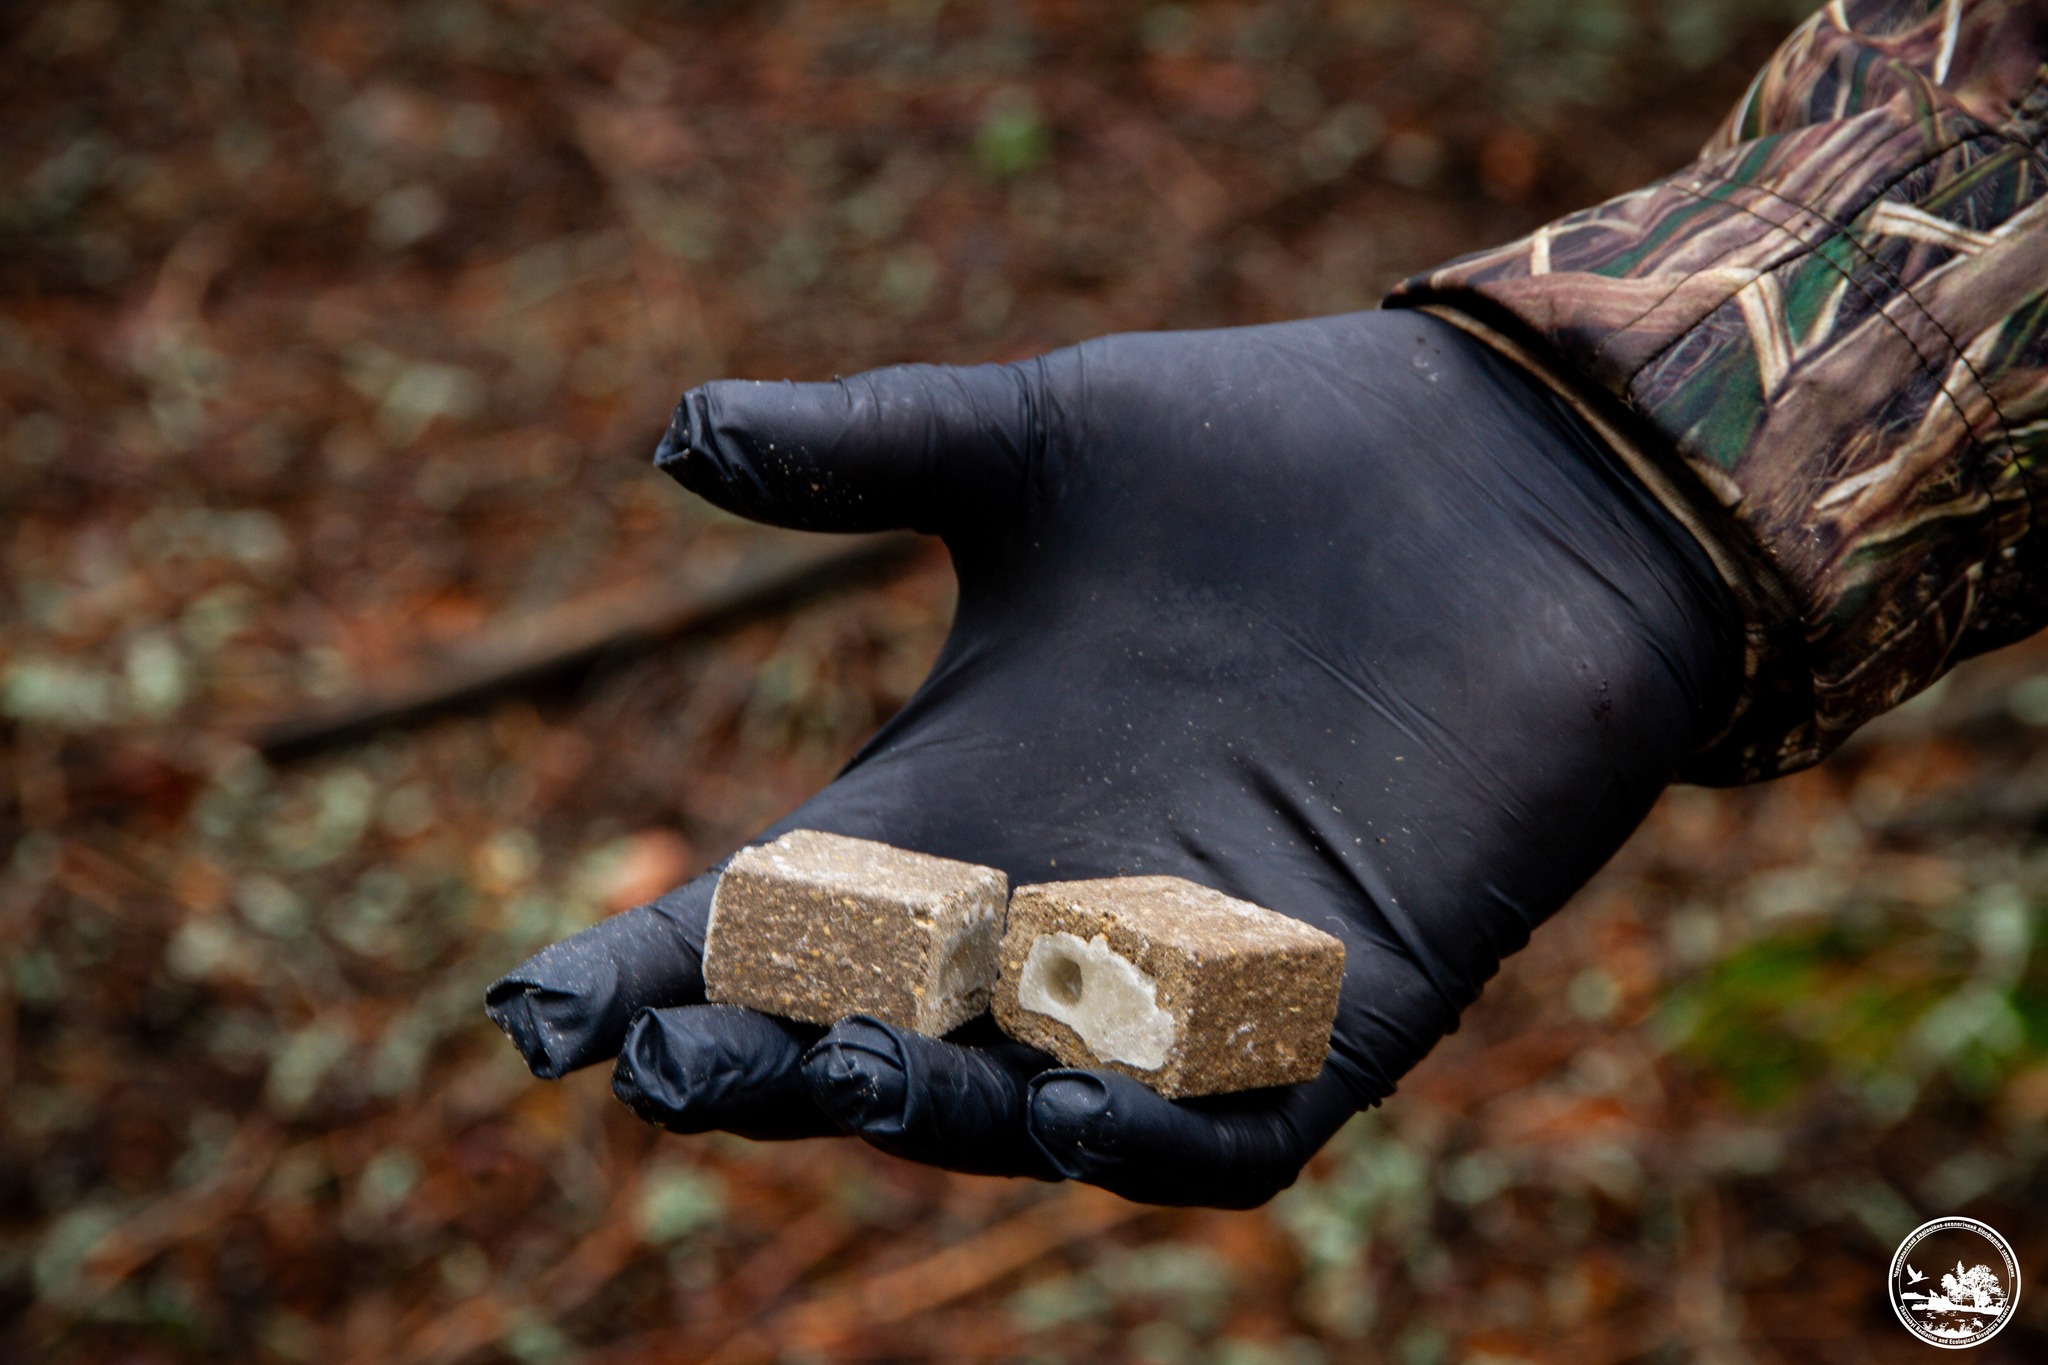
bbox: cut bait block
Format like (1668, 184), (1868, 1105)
(993, 876), (1344, 1098)
(703, 830), (1008, 1035)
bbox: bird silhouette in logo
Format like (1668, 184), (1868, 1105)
(1906, 1265), (1928, 1286)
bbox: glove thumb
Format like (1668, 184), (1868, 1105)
(655, 360), (1046, 538)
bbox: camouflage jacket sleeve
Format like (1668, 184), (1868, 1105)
(1385, 0), (2048, 784)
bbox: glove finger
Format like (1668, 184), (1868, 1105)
(801, 1014), (1062, 1179)
(654, 360), (1044, 537)
(484, 871), (718, 1079)
(611, 1003), (838, 1141)
(1026, 1067), (1357, 1209)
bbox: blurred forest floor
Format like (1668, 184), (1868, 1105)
(3, 1), (2046, 1362)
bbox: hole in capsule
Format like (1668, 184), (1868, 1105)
(1045, 952), (1085, 1006)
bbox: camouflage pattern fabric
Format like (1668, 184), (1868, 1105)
(1386, 0), (2048, 784)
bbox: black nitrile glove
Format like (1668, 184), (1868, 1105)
(486, 310), (1742, 1209)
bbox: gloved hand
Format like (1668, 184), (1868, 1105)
(486, 310), (1740, 1209)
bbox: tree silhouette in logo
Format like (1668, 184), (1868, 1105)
(1940, 1262), (2006, 1312)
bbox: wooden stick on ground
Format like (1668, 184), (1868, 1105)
(697, 1186), (1149, 1365)
(256, 531), (925, 758)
